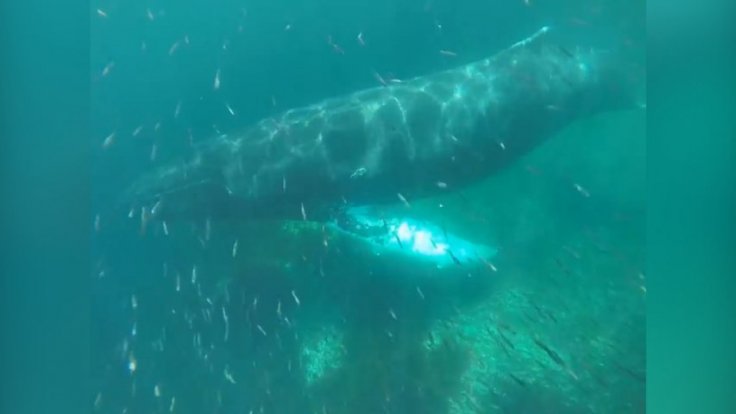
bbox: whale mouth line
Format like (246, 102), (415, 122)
(148, 178), (222, 201)
(120, 167), (236, 220)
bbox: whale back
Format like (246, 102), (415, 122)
(124, 27), (639, 221)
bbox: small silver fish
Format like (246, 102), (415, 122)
(213, 68), (221, 90)
(416, 286), (425, 300)
(397, 193), (411, 208)
(291, 290), (300, 306)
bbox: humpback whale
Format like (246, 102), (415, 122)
(124, 26), (636, 222)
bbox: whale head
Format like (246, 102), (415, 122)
(119, 154), (236, 220)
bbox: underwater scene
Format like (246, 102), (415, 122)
(91, 0), (645, 413)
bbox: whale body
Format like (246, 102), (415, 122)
(125, 27), (636, 221)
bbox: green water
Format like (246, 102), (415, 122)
(90, 1), (645, 413)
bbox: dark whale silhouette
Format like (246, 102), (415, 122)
(123, 27), (637, 222)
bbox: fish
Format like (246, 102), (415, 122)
(533, 336), (565, 368)
(394, 233), (404, 249)
(508, 373), (527, 388)
(558, 45), (575, 59)
(447, 249), (461, 265)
